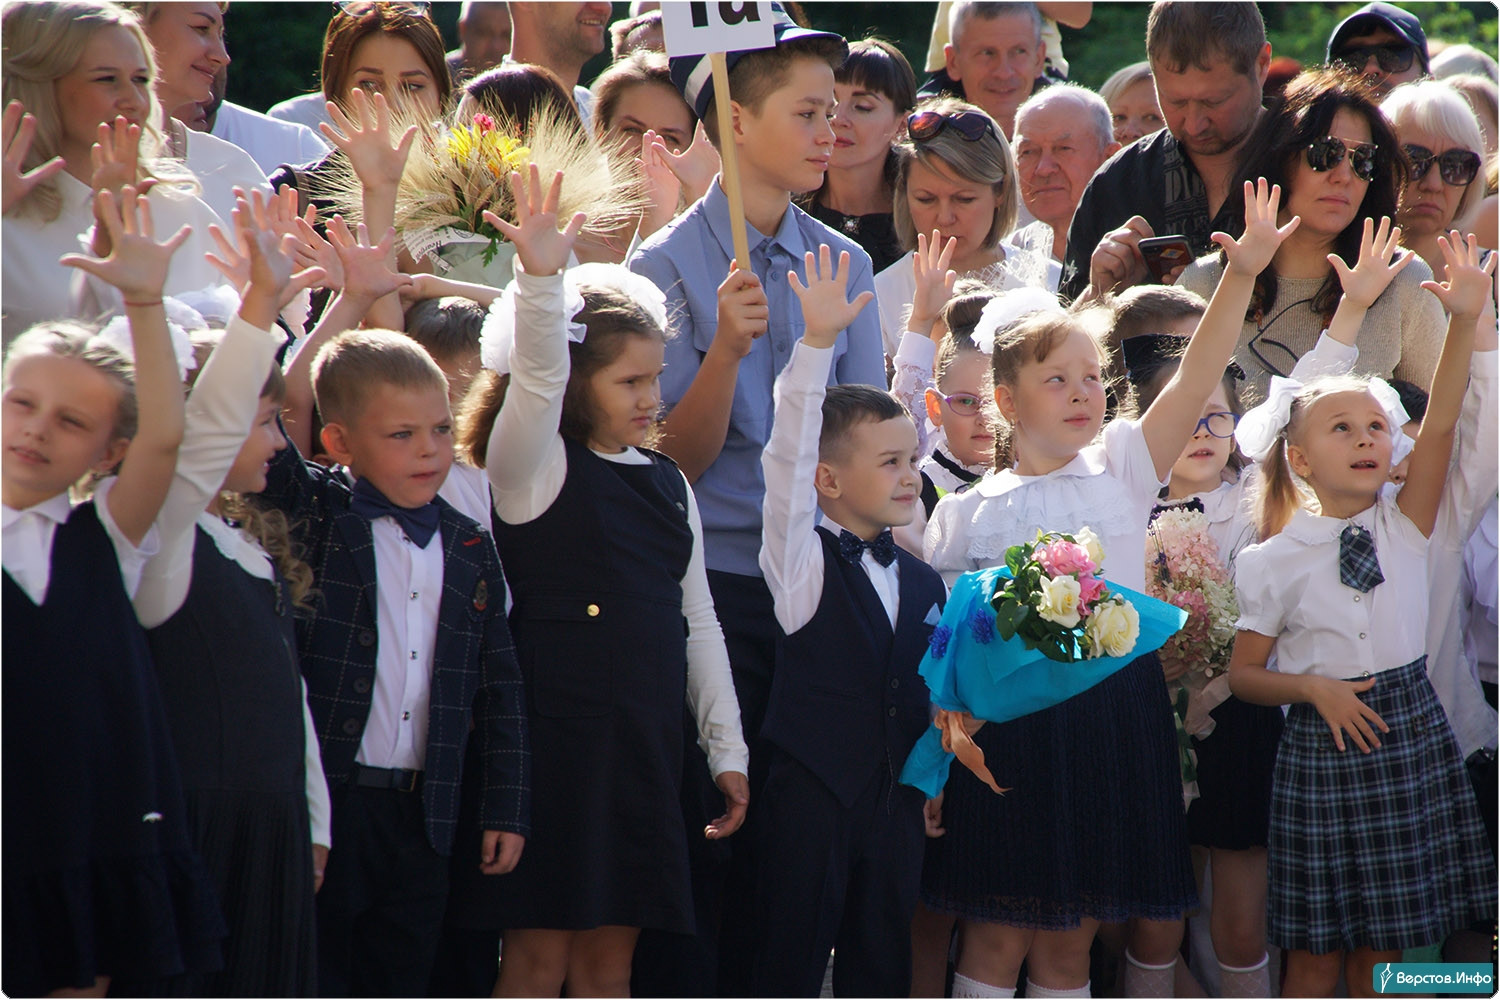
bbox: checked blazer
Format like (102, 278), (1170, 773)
(262, 440), (530, 856)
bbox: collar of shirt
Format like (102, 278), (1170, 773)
(975, 445), (1108, 500)
(2, 492), (74, 532)
(1281, 499), (1382, 546)
(702, 180), (808, 268)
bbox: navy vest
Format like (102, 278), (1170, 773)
(762, 526), (946, 806)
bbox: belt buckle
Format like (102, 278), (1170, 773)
(397, 769), (418, 793)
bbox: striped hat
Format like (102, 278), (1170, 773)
(668, 2), (846, 120)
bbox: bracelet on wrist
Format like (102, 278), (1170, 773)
(122, 298), (164, 308)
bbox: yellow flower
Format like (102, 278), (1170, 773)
(1085, 598), (1140, 659)
(1073, 526), (1106, 568)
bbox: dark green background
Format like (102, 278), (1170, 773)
(220, 2), (1499, 114)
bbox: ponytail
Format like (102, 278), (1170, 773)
(1254, 436), (1304, 540)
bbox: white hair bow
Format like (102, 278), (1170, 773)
(1235, 375), (1414, 466)
(95, 292), (214, 382)
(970, 286), (1065, 355)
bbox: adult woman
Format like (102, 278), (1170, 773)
(807, 38), (916, 276)
(1383, 82), (1488, 277)
(875, 97), (1046, 361)
(1178, 68), (1445, 402)
(1099, 61), (1164, 148)
(1, 0), (228, 341)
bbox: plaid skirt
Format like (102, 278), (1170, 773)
(1268, 657), (1497, 954)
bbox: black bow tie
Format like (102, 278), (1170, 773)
(838, 528), (897, 568)
(1149, 496), (1206, 524)
(349, 478), (440, 548)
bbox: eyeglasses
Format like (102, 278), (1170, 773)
(941, 392), (984, 417)
(333, 1), (430, 16)
(1305, 136), (1378, 182)
(1403, 144), (1482, 187)
(907, 110), (997, 144)
(1191, 411), (1240, 439)
(1333, 42), (1417, 76)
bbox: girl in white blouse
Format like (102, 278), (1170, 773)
(919, 181), (1299, 998)
(1227, 232), (1498, 998)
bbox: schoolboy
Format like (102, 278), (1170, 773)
(754, 248), (946, 996)
(259, 330), (529, 998)
(630, 10), (885, 991)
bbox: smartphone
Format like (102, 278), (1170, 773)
(1138, 236), (1193, 283)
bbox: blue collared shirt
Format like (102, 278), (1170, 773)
(631, 180), (886, 576)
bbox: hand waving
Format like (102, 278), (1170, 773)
(908, 230), (958, 338)
(2, 100), (65, 215)
(325, 214), (413, 303)
(60, 186), (190, 301)
(1214, 178), (1300, 278)
(1421, 230), (1500, 319)
(790, 243), (876, 348)
(320, 89), (417, 192)
(1329, 216), (1414, 309)
(653, 121), (720, 205)
(481, 163), (587, 277)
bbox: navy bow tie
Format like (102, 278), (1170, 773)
(838, 528), (897, 568)
(350, 478), (440, 548)
(1339, 523), (1384, 593)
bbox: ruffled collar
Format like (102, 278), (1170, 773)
(976, 443), (1108, 500)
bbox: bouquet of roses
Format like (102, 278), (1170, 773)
(901, 527), (1187, 798)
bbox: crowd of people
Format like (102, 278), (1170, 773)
(2, 1), (1497, 998)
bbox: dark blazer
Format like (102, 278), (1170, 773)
(261, 440), (530, 856)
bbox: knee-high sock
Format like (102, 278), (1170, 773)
(1026, 977), (1092, 997)
(951, 972), (1015, 998)
(1123, 950), (1176, 998)
(1219, 954), (1271, 998)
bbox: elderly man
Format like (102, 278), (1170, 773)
(505, 1), (611, 127)
(1327, 2), (1429, 98)
(1006, 83), (1118, 288)
(446, 1), (512, 85)
(1059, 1), (1269, 302)
(918, 1), (1047, 138)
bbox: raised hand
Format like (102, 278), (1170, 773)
(206, 189), (327, 312)
(2, 99), (65, 214)
(325, 214), (413, 304)
(654, 121), (719, 205)
(908, 229), (958, 338)
(60, 186), (190, 301)
(1214, 178), (1300, 278)
(88, 116), (148, 256)
(713, 263), (768, 361)
(1422, 230), (1500, 318)
(639, 129), (682, 232)
(1329, 216), (1414, 309)
(320, 89), (417, 192)
(790, 243), (876, 348)
(292, 207), (346, 291)
(481, 163), (586, 277)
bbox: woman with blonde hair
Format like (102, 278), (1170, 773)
(1099, 61), (1164, 147)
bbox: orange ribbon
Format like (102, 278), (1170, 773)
(935, 709), (1010, 795)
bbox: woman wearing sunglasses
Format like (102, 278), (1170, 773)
(1178, 68), (1445, 403)
(874, 97), (1049, 362)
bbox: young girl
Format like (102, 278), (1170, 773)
(2, 186), (223, 997)
(450, 165), (749, 997)
(1227, 231), (1498, 998)
(920, 179), (1299, 998)
(920, 296), (998, 509)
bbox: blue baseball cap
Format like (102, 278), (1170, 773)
(1327, 3), (1430, 74)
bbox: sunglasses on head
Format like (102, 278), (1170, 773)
(1403, 144), (1482, 187)
(1305, 136), (1378, 182)
(907, 110), (997, 144)
(1334, 42), (1417, 75)
(333, 0), (430, 15)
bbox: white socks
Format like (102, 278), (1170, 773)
(951, 972), (1015, 997)
(1025, 978), (1092, 998)
(1218, 954), (1271, 998)
(1123, 951), (1177, 998)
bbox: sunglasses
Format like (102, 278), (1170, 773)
(1403, 144), (1482, 187)
(333, 1), (430, 15)
(941, 392), (985, 417)
(1191, 411), (1240, 439)
(1305, 136), (1378, 182)
(1334, 42), (1417, 76)
(907, 110), (997, 144)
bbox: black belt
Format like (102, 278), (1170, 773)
(350, 764), (422, 792)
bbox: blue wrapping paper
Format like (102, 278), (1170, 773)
(899, 565), (1188, 797)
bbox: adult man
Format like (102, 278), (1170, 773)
(918, 1), (1047, 138)
(1006, 83), (1118, 288)
(505, 2), (610, 127)
(1059, 1), (1269, 303)
(446, 1), (512, 85)
(1327, 2), (1429, 98)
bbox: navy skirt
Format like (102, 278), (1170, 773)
(1187, 695), (1284, 850)
(920, 652), (1198, 928)
(1268, 657), (1497, 953)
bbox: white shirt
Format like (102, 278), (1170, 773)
(1464, 498), (1498, 686)
(2, 172), (229, 342)
(178, 127), (273, 225)
(266, 92), (334, 135)
(355, 515), (444, 771)
(760, 341), (904, 634)
(3, 478), (158, 604)
(211, 101), (330, 175)
(874, 247), (1052, 362)
(925, 416), (1165, 590)
(485, 268), (747, 777)
(1003, 220), (1063, 293)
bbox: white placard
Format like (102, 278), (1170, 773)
(662, 1), (776, 58)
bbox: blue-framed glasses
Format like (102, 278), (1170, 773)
(1191, 411), (1240, 438)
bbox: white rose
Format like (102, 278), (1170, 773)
(1085, 598), (1140, 659)
(1036, 574), (1082, 628)
(1073, 526), (1106, 568)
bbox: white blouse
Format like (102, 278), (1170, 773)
(2, 477), (157, 604)
(925, 416), (1165, 590)
(178, 126), (272, 226)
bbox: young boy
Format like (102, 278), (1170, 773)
(754, 247), (946, 996)
(259, 330), (529, 997)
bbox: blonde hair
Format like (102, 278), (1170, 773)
(3, 320), (137, 440)
(1, 0), (185, 223)
(1382, 79), (1488, 229)
(1252, 374), (1374, 540)
(987, 308), (1107, 470)
(1100, 61), (1153, 108)
(311, 329), (449, 426)
(893, 96), (1019, 254)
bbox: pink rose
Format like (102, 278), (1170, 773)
(1038, 540), (1095, 578)
(1077, 573), (1107, 612)
(473, 113), (496, 133)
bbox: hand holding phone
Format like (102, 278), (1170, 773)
(1138, 235), (1192, 284)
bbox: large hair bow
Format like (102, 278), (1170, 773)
(1235, 375), (1414, 466)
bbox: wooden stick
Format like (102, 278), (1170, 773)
(709, 50), (751, 271)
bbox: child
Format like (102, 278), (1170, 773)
(633, 8), (884, 990)
(2, 187), (224, 996)
(1228, 231), (1498, 997)
(131, 193), (331, 996)
(258, 313), (529, 996)
(921, 179), (1298, 998)
(755, 244), (946, 996)
(448, 166), (748, 997)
